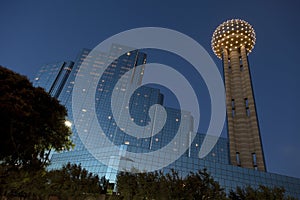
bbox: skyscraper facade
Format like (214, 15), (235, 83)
(33, 44), (195, 182)
(33, 25), (300, 197)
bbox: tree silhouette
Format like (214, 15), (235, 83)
(0, 66), (73, 170)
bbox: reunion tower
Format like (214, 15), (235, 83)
(211, 19), (266, 171)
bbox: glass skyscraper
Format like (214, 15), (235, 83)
(33, 44), (300, 198)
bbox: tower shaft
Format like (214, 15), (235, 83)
(223, 46), (265, 171)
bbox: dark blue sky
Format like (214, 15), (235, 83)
(1, 0), (299, 178)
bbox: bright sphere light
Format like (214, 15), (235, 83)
(211, 19), (256, 59)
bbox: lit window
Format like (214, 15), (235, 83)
(108, 116), (112, 119)
(155, 138), (159, 142)
(124, 141), (129, 145)
(82, 109), (87, 112)
(175, 118), (179, 122)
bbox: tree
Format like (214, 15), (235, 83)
(116, 168), (227, 200)
(46, 163), (103, 200)
(1, 163), (105, 199)
(0, 66), (73, 170)
(184, 169), (227, 200)
(228, 185), (298, 200)
(0, 165), (48, 199)
(116, 171), (138, 200)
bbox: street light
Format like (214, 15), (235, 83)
(65, 120), (72, 127)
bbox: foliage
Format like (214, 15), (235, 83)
(116, 168), (298, 200)
(0, 66), (73, 170)
(46, 163), (104, 199)
(184, 169), (227, 200)
(116, 168), (227, 200)
(228, 185), (298, 200)
(0, 165), (48, 199)
(0, 163), (107, 199)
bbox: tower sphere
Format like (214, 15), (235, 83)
(211, 19), (256, 59)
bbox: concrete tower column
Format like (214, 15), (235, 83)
(212, 19), (266, 171)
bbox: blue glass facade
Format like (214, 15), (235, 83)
(32, 45), (300, 198)
(33, 61), (74, 98)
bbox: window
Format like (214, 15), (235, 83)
(236, 152), (241, 166)
(244, 98), (249, 108)
(231, 99), (235, 108)
(232, 110), (235, 118)
(246, 109), (250, 117)
(252, 153), (257, 169)
(245, 98), (250, 117)
(227, 59), (232, 73)
(231, 99), (235, 118)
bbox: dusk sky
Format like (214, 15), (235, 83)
(1, 1), (299, 178)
